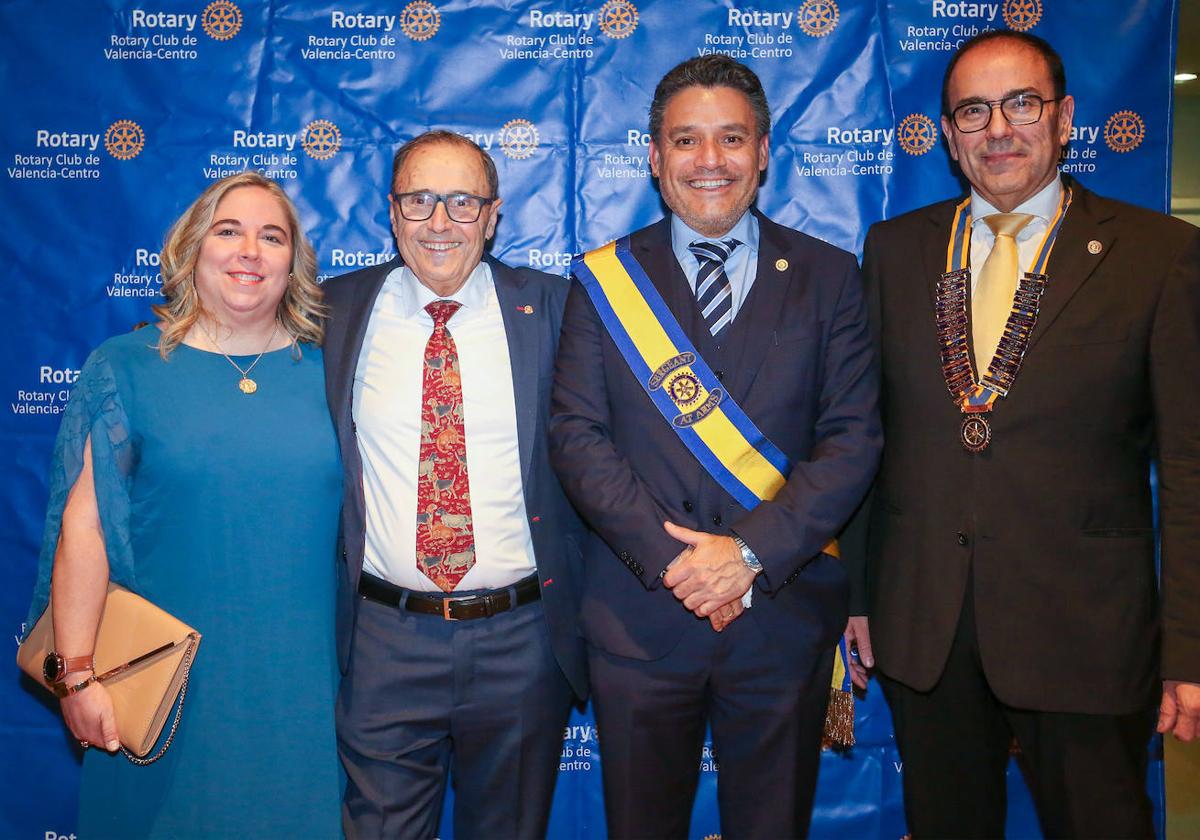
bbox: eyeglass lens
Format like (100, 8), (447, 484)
(954, 94), (1046, 132)
(398, 192), (487, 223)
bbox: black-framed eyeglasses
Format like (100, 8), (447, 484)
(951, 93), (1062, 133)
(391, 191), (495, 223)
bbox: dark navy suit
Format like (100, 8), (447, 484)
(322, 255), (586, 839)
(550, 212), (881, 838)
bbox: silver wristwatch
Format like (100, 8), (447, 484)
(731, 533), (762, 574)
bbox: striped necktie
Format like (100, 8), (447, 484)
(689, 238), (740, 340)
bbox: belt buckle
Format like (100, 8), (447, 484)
(442, 595), (474, 621)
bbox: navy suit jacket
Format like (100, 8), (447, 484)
(549, 212), (881, 661)
(322, 255), (588, 699)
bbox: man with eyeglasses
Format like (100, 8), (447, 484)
(321, 130), (586, 838)
(842, 30), (1200, 837)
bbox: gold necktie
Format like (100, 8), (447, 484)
(973, 212), (1035, 373)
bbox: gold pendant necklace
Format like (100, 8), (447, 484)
(201, 321), (278, 395)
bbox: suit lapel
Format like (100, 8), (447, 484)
(728, 211), (794, 403)
(330, 258), (398, 421)
(917, 185), (1115, 356)
(632, 218), (701, 339)
(923, 198), (960, 315)
(1027, 183), (1116, 351)
(490, 257), (537, 489)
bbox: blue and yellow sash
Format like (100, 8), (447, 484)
(572, 237), (789, 511)
(575, 237), (855, 746)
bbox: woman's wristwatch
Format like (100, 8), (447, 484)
(43, 651), (95, 688)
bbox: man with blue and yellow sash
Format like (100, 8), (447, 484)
(842, 31), (1200, 837)
(550, 55), (881, 839)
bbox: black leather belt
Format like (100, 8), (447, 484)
(358, 571), (541, 620)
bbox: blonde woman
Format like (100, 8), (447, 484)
(24, 172), (341, 838)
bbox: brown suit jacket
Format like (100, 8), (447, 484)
(844, 178), (1200, 714)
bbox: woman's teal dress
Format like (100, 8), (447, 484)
(26, 327), (343, 839)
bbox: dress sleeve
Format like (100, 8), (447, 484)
(23, 345), (138, 633)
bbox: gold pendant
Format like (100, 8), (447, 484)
(239, 377), (257, 394)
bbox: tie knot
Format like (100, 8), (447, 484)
(689, 238), (740, 265)
(425, 299), (462, 327)
(984, 212), (1035, 239)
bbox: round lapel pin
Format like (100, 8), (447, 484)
(1087, 240), (1103, 255)
(775, 258), (788, 271)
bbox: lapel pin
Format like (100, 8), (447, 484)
(517, 304), (534, 314)
(775, 258), (788, 271)
(1087, 240), (1103, 255)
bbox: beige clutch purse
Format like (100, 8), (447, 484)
(17, 583), (201, 763)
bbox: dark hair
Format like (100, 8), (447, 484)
(390, 130), (499, 199)
(649, 55), (771, 143)
(941, 30), (1067, 117)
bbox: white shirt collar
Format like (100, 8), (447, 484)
(383, 260), (493, 320)
(970, 174), (1062, 229)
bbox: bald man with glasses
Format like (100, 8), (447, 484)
(322, 130), (586, 839)
(843, 30), (1200, 837)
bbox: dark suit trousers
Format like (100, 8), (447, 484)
(337, 591), (574, 840)
(589, 611), (834, 840)
(881, 580), (1156, 839)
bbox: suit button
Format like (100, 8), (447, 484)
(957, 532), (969, 546)
(619, 550), (631, 561)
(683, 500), (694, 512)
(715, 370), (725, 381)
(712, 514), (722, 526)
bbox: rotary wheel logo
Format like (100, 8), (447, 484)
(104, 120), (145, 160)
(499, 119), (540, 160)
(1104, 110), (1144, 153)
(1002, 0), (1041, 31)
(598, 0), (639, 39)
(301, 119), (342, 160)
(202, 1), (242, 40)
(400, 1), (440, 41)
(897, 114), (937, 156)
(668, 371), (702, 408)
(797, 0), (839, 38)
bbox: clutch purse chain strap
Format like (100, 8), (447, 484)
(120, 633), (199, 766)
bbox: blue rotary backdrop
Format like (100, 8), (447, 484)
(1, 1), (1178, 837)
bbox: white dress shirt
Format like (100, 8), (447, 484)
(969, 175), (1064, 290)
(353, 261), (536, 591)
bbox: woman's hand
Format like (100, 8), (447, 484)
(61, 677), (120, 752)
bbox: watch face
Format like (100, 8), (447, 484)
(43, 652), (64, 684)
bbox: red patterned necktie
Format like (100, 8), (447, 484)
(416, 299), (475, 591)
